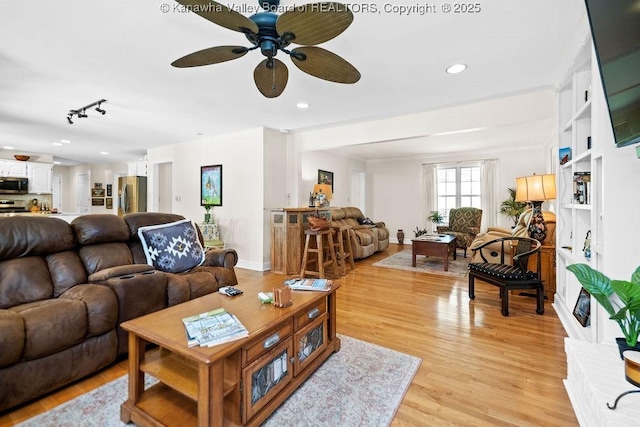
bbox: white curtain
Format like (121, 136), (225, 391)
(480, 159), (498, 232)
(422, 163), (436, 229)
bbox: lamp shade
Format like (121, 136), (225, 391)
(515, 174), (556, 202)
(313, 184), (333, 200)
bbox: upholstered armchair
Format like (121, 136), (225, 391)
(469, 208), (556, 264)
(436, 207), (482, 257)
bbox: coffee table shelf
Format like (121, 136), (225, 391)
(140, 348), (237, 401)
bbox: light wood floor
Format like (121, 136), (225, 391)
(0, 244), (577, 426)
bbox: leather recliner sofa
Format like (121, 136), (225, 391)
(0, 212), (238, 411)
(330, 207), (389, 259)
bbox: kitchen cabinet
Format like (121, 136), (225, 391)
(127, 160), (147, 176)
(0, 160), (28, 177)
(27, 162), (53, 193)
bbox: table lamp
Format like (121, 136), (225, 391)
(313, 184), (333, 207)
(515, 173), (556, 242)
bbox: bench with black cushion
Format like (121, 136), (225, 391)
(468, 236), (543, 316)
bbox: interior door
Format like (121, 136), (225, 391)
(77, 173), (89, 214)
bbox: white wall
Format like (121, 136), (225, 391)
(147, 127), (269, 271)
(298, 151), (366, 207)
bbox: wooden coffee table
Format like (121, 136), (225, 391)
(411, 234), (456, 271)
(120, 280), (341, 427)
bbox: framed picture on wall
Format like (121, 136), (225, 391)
(106, 184), (112, 197)
(318, 169), (334, 192)
(106, 198), (113, 209)
(91, 188), (105, 197)
(91, 198), (105, 206)
(573, 287), (591, 327)
(201, 164), (223, 206)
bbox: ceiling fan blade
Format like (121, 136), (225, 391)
(276, 2), (353, 45)
(171, 46), (248, 67)
(291, 46), (360, 84)
(175, 0), (258, 34)
(254, 58), (288, 98)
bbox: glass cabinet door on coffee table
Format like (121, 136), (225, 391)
(242, 339), (293, 423)
(294, 314), (328, 376)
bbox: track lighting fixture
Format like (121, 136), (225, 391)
(66, 99), (107, 124)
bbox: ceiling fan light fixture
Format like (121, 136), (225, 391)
(446, 63), (467, 74)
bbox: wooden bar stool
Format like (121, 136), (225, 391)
(332, 225), (355, 275)
(299, 228), (339, 279)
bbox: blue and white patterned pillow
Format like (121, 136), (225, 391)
(137, 219), (205, 273)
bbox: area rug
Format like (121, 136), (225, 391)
(17, 335), (421, 427)
(373, 248), (470, 277)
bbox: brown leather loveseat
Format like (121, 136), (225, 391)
(0, 212), (238, 411)
(330, 207), (390, 259)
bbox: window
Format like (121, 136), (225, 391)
(436, 166), (481, 223)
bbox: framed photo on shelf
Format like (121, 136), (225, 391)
(318, 169), (334, 192)
(91, 198), (105, 206)
(559, 147), (571, 165)
(573, 287), (591, 327)
(201, 164), (223, 206)
(91, 188), (105, 197)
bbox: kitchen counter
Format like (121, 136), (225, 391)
(0, 212), (82, 222)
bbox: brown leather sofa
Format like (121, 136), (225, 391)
(330, 207), (390, 259)
(0, 213), (238, 411)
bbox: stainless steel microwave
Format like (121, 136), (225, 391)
(0, 177), (29, 194)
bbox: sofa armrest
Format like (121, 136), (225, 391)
(204, 248), (238, 268)
(61, 284), (118, 336)
(374, 221), (386, 228)
(88, 264), (155, 282)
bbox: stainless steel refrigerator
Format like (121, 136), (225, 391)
(118, 176), (147, 216)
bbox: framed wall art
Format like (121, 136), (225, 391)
(91, 188), (105, 198)
(91, 198), (105, 206)
(573, 287), (591, 327)
(106, 184), (112, 197)
(318, 169), (334, 192)
(106, 198), (113, 209)
(201, 164), (223, 206)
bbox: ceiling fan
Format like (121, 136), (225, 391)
(171, 0), (361, 98)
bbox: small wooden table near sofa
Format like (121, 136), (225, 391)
(411, 234), (456, 271)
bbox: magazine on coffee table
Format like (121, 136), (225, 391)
(182, 308), (249, 347)
(284, 278), (333, 292)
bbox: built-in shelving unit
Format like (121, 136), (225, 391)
(553, 31), (602, 343)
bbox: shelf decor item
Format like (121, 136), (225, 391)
(567, 263), (640, 359)
(397, 229), (404, 245)
(515, 173), (556, 243)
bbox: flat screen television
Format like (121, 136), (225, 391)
(584, 0), (640, 147)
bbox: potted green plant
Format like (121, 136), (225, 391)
(499, 188), (528, 227)
(567, 263), (640, 358)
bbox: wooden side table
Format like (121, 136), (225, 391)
(529, 243), (556, 301)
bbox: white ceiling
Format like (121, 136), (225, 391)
(0, 0), (586, 165)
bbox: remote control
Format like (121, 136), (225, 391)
(219, 286), (243, 297)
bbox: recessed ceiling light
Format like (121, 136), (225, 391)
(446, 63), (467, 74)
(3, 146), (14, 150)
(53, 142), (63, 146)
(53, 161), (61, 165)
(60, 139), (71, 144)
(296, 102), (310, 109)
(100, 151), (109, 155)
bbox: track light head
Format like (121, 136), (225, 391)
(95, 107), (106, 115)
(67, 115), (73, 124)
(77, 109), (88, 118)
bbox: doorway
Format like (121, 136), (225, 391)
(77, 173), (90, 214)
